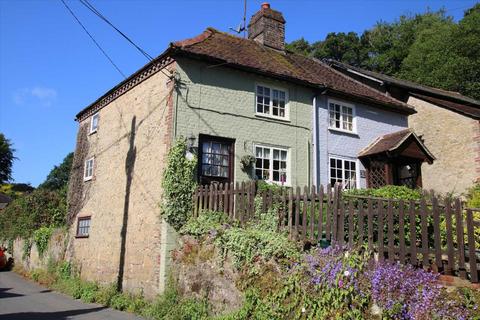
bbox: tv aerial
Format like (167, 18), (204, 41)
(229, 0), (247, 37)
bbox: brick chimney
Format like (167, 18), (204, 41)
(248, 2), (286, 51)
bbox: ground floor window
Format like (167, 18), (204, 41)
(198, 135), (234, 185)
(76, 216), (91, 238)
(255, 145), (288, 185)
(329, 156), (357, 189)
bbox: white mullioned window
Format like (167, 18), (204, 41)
(84, 157), (95, 181)
(329, 156), (358, 189)
(328, 100), (355, 132)
(90, 113), (99, 133)
(255, 145), (289, 185)
(256, 85), (288, 119)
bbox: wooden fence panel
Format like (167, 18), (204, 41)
(191, 182), (479, 283)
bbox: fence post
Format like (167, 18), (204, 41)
(398, 200), (406, 264)
(378, 199), (385, 261)
(288, 188), (294, 238)
(317, 185), (324, 242)
(408, 200), (418, 266)
(445, 198), (455, 275)
(432, 196), (442, 272)
(455, 198), (466, 279)
(387, 201), (394, 262)
(466, 209), (478, 283)
(420, 198), (429, 267)
(326, 184), (332, 241)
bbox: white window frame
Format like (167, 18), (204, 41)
(253, 144), (290, 186)
(255, 83), (290, 121)
(90, 113), (99, 134)
(328, 156), (359, 189)
(84, 157), (95, 181)
(328, 99), (357, 134)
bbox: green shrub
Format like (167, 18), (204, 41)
(94, 283), (118, 306)
(180, 211), (230, 237)
(344, 185), (421, 200)
(466, 184), (480, 208)
(0, 188), (67, 242)
(160, 138), (197, 231)
(33, 226), (54, 257)
(80, 282), (99, 303)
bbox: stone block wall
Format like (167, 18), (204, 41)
(12, 228), (67, 272)
(66, 63), (177, 298)
(408, 96), (478, 195)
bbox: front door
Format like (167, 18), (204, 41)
(198, 135), (235, 185)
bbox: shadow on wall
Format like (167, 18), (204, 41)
(117, 116), (137, 292)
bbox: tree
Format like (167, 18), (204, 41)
(285, 4), (480, 100)
(0, 133), (15, 184)
(38, 152), (74, 191)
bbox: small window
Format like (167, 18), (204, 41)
(255, 145), (288, 184)
(84, 157), (94, 181)
(90, 113), (99, 133)
(256, 85), (287, 119)
(328, 101), (355, 132)
(201, 141), (230, 178)
(76, 217), (91, 237)
(329, 157), (357, 189)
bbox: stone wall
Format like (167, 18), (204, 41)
(408, 96), (479, 195)
(66, 63), (177, 298)
(12, 229), (67, 272)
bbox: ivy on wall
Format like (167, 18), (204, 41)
(160, 138), (197, 231)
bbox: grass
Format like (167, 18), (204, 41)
(14, 260), (210, 319)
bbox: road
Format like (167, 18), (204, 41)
(0, 271), (144, 320)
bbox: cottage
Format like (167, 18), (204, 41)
(67, 3), (432, 297)
(329, 61), (480, 194)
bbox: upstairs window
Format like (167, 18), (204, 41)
(330, 157), (357, 189)
(255, 145), (288, 185)
(329, 100), (355, 132)
(76, 216), (91, 238)
(256, 85), (288, 119)
(90, 113), (99, 134)
(84, 157), (94, 181)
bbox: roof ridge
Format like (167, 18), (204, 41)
(333, 60), (480, 105)
(314, 57), (412, 110)
(171, 28), (215, 48)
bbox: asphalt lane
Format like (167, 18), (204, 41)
(0, 271), (144, 320)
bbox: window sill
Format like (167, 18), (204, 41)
(328, 127), (359, 136)
(84, 176), (93, 182)
(75, 235), (89, 239)
(255, 113), (291, 123)
(89, 129), (98, 136)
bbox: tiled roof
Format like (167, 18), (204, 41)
(328, 60), (480, 117)
(410, 93), (480, 119)
(76, 28), (416, 120)
(171, 28), (415, 115)
(359, 129), (435, 162)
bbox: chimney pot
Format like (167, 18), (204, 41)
(261, 2), (270, 9)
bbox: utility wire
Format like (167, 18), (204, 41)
(79, 0), (154, 61)
(60, 0), (126, 79)
(77, 0), (171, 79)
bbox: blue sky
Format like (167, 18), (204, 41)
(0, 0), (477, 186)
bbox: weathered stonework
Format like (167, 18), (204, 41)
(408, 96), (479, 195)
(66, 63), (177, 298)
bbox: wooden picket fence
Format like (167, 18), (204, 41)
(192, 182), (480, 283)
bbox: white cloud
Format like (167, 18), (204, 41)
(13, 86), (58, 106)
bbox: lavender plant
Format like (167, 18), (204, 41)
(370, 262), (470, 320)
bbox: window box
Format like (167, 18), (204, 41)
(76, 216), (91, 238)
(254, 144), (289, 185)
(255, 84), (289, 121)
(328, 99), (356, 133)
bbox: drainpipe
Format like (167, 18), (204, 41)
(312, 95), (318, 189)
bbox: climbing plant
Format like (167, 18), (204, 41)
(160, 138), (197, 231)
